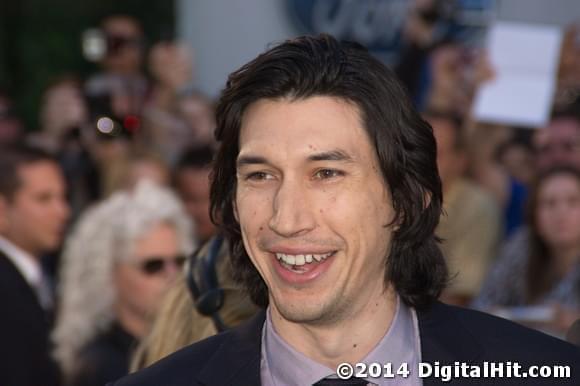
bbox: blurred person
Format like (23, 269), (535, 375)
(0, 145), (69, 386)
(534, 109), (580, 172)
(178, 92), (215, 146)
(470, 107), (580, 312)
(474, 166), (580, 337)
(497, 137), (535, 187)
(111, 35), (579, 386)
(85, 14), (148, 135)
(32, 76), (90, 152)
(98, 15), (146, 77)
(0, 90), (24, 145)
(28, 76), (101, 219)
(425, 110), (501, 305)
(83, 15), (150, 197)
(143, 41), (215, 164)
(425, 42), (472, 114)
(173, 145), (216, 244)
(52, 181), (194, 386)
(470, 122), (535, 239)
(130, 238), (259, 370)
(472, 102), (580, 232)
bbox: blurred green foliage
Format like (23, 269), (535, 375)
(0, 0), (175, 130)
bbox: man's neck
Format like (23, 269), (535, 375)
(270, 285), (397, 370)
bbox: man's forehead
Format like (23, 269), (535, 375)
(17, 161), (62, 187)
(237, 96), (372, 158)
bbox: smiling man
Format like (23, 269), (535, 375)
(111, 35), (579, 386)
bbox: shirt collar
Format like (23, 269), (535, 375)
(261, 296), (420, 386)
(261, 308), (332, 386)
(0, 235), (41, 287)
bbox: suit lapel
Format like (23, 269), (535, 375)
(197, 310), (266, 386)
(417, 302), (484, 385)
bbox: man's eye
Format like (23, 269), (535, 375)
(245, 171), (273, 181)
(314, 169), (343, 179)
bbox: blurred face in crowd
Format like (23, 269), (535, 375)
(534, 117), (580, 171)
(175, 167), (215, 242)
(40, 80), (88, 139)
(536, 172), (580, 251)
(113, 222), (182, 334)
(180, 96), (215, 144)
(0, 161), (70, 256)
(428, 116), (466, 190)
(101, 15), (144, 74)
(499, 143), (535, 186)
(235, 97), (394, 326)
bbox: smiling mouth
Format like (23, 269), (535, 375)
(275, 251), (336, 273)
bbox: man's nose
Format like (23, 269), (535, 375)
(268, 178), (316, 237)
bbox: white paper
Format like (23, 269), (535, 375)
(473, 21), (563, 128)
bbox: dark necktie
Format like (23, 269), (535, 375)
(313, 378), (369, 385)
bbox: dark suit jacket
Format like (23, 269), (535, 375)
(110, 301), (580, 386)
(68, 322), (137, 386)
(0, 251), (61, 386)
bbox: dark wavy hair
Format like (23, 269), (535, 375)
(210, 34), (447, 310)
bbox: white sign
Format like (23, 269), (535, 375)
(473, 22), (563, 128)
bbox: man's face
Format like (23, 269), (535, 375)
(0, 161), (70, 256)
(175, 167), (216, 242)
(235, 96), (395, 325)
(534, 117), (580, 171)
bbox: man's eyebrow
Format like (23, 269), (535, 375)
(236, 155), (269, 167)
(308, 150), (355, 163)
(236, 149), (355, 167)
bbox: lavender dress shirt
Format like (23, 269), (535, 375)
(260, 296), (422, 385)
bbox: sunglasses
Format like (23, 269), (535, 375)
(136, 256), (187, 275)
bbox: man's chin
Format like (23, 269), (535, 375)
(272, 298), (343, 326)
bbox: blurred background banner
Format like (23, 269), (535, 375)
(178, 0), (494, 98)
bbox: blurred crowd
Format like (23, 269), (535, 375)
(0, 4), (579, 386)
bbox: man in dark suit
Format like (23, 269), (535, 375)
(111, 35), (580, 385)
(0, 145), (70, 386)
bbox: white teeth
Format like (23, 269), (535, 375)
(275, 252), (333, 266)
(295, 255), (305, 265)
